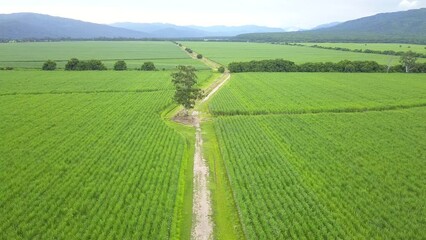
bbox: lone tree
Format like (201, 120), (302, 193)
(197, 54), (203, 59)
(400, 51), (417, 73)
(42, 60), (57, 71)
(218, 66), (225, 73)
(114, 60), (127, 71)
(171, 66), (203, 116)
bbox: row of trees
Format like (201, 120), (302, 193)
(0, 67), (14, 70)
(64, 59), (107, 71)
(41, 59), (157, 71)
(228, 54), (425, 73)
(304, 44), (426, 58)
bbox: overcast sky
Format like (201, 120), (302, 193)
(0, 0), (425, 29)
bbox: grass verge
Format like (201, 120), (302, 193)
(202, 119), (245, 240)
(162, 104), (195, 240)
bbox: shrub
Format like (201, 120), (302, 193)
(140, 62), (156, 71)
(197, 54), (203, 59)
(218, 66), (225, 73)
(76, 60), (107, 71)
(114, 60), (127, 71)
(42, 60), (57, 71)
(65, 58), (106, 71)
(65, 58), (80, 71)
(228, 59), (390, 73)
(1, 67), (14, 70)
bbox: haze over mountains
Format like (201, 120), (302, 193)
(0, 13), (287, 40)
(0, 13), (148, 39)
(236, 8), (426, 44)
(0, 8), (425, 42)
(110, 23), (287, 38)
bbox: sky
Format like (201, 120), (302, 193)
(0, 0), (425, 29)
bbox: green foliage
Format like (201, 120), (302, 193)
(400, 51), (418, 73)
(42, 60), (57, 71)
(197, 54), (203, 59)
(218, 66), (225, 73)
(303, 43), (426, 58)
(228, 59), (388, 73)
(0, 66), (14, 70)
(78, 59), (107, 71)
(185, 48), (193, 54)
(65, 58), (79, 71)
(64, 58), (109, 71)
(140, 62), (156, 71)
(113, 60), (127, 71)
(209, 73), (426, 115)
(171, 66), (203, 111)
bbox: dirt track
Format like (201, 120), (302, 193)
(176, 43), (231, 240)
(191, 111), (213, 240)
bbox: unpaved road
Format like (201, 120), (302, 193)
(201, 71), (230, 104)
(191, 111), (213, 240)
(176, 43), (231, 240)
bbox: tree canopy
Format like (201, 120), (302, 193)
(114, 60), (127, 71)
(171, 66), (203, 115)
(42, 60), (57, 71)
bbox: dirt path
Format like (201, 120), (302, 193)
(174, 42), (231, 240)
(191, 111), (213, 240)
(201, 71), (230, 104)
(178, 44), (222, 70)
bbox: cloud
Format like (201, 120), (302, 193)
(399, 0), (418, 8)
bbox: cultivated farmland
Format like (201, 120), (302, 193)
(182, 42), (412, 66)
(208, 73), (426, 115)
(205, 72), (426, 239)
(0, 70), (213, 239)
(0, 41), (208, 70)
(214, 109), (426, 239)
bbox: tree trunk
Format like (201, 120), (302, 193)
(406, 65), (409, 73)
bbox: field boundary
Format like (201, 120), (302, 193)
(211, 102), (426, 117)
(0, 89), (173, 96)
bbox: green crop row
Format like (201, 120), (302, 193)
(0, 41), (209, 70)
(0, 70), (213, 95)
(0, 68), (215, 239)
(0, 91), (185, 239)
(214, 109), (426, 239)
(209, 73), (426, 116)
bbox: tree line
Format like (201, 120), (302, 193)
(228, 54), (425, 73)
(41, 59), (158, 71)
(282, 43), (426, 59)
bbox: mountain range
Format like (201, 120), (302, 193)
(0, 13), (148, 39)
(110, 22), (286, 38)
(1, 8), (425, 42)
(236, 8), (426, 44)
(0, 13), (287, 40)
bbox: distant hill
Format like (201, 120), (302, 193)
(235, 8), (426, 44)
(311, 22), (341, 30)
(111, 23), (286, 38)
(0, 13), (149, 40)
